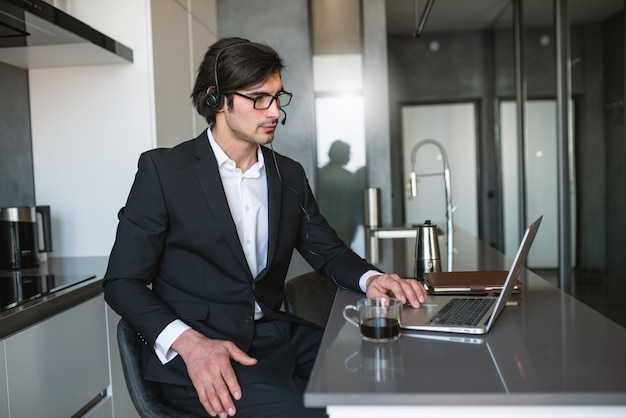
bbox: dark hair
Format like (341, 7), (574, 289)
(191, 37), (286, 126)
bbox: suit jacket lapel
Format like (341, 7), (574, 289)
(192, 132), (252, 279)
(257, 146), (282, 280)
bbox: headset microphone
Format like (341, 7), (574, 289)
(280, 108), (287, 125)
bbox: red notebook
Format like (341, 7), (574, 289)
(424, 271), (522, 295)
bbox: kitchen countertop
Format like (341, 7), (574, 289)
(0, 256), (108, 338)
(305, 228), (626, 417)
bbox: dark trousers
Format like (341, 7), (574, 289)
(160, 319), (328, 418)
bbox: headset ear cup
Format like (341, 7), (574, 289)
(205, 87), (220, 109)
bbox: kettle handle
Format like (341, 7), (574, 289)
(35, 206), (53, 252)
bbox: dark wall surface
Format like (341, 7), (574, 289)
(603, 10), (625, 277)
(0, 61), (35, 208)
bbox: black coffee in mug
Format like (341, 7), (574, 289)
(360, 317), (400, 340)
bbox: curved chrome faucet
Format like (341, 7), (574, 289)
(408, 139), (454, 271)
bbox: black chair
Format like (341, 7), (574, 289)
(116, 318), (202, 418)
(284, 271), (339, 328)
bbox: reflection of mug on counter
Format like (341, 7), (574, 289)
(343, 297), (402, 342)
(344, 341), (404, 384)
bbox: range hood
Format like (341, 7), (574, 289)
(0, 0), (133, 69)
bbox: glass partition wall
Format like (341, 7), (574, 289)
(497, 1), (569, 275)
(385, 0), (624, 325)
(499, 0), (625, 325)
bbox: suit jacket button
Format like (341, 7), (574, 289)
(245, 316), (254, 324)
(251, 283), (256, 290)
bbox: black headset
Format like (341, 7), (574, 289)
(205, 41), (249, 110)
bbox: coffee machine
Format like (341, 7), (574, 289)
(0, 206), (53, 269)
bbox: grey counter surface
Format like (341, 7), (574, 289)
(0, 256), (109, 338)
(305, 229), (626, 408)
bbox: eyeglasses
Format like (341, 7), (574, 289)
(231, 91), (292, 110)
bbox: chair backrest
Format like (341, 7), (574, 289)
(284, 271), (338, 327)
(116, 318), (202, 418)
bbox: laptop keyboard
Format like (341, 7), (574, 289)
(427, 298), (496, 326)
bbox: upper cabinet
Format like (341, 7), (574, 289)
(0, 0), (133, 69)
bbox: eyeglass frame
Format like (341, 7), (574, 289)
(229, 91), (292, 110)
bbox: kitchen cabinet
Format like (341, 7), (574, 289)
(83, 396), (113, 418)
(0, 0), (133, 69)
(0, 343), (8, 417)
(106, 306), (141, 418)
(2, 295), (110, 417)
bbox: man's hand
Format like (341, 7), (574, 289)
(365, 273), (428, 308)
(172, 329), (257, 417)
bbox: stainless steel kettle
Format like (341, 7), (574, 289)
(0, 206), (53, 269)
(414, 220), (441, 280)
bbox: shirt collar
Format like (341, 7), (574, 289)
(207, 128), (265, 176)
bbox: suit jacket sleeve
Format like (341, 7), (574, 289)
(103, 148), (181, 346)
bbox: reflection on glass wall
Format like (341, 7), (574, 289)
(315, 96), (366, 253)
(311, 0), (367, 256)
(385, 0), (623, 312)
(381, 0), (624, 323)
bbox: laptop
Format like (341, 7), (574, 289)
(400, 215), (542, 335)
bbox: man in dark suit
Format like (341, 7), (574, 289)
(103, 37), (427, 418)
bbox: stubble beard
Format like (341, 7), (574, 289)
(229, 118), (278, 148)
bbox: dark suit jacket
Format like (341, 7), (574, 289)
(103, 131), (378, 384)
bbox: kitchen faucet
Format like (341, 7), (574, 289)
(408, 139), (454, 271)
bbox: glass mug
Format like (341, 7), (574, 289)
(343, 297), (402, 342)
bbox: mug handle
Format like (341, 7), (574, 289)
(35, 206), (53, 252)
(342, 305), (360, 328)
